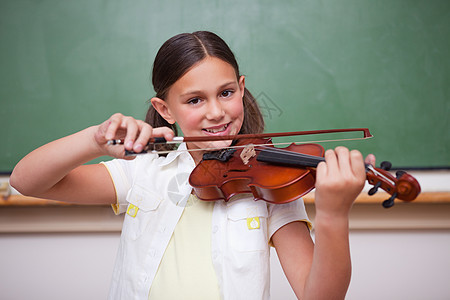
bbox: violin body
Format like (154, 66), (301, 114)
(189, 138), (325, 204)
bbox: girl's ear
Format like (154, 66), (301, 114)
(239, 75), (246, 97)
(150, 97), (176, 124)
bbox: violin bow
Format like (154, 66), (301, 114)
(107, 128), (373, 156)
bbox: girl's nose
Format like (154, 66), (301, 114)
(205, 99), (225, 120)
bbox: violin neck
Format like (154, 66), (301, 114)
(256, 147), (325, 167)
(257, 147), (372, 170)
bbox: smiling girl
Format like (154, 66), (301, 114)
(11, 31), (374, 300)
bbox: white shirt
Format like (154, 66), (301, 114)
(103, 143), (310, 300)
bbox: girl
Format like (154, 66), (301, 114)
(10, 31), (375, 299)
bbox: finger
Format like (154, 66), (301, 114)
(350, 150), (366, 180)
(364, 153), (376, 167)
(105, 113), (124, 140)
(335, 146), (352, 176)
(132, 125), (175, 153)
(152, 126), (175, 141)
(324, 148), (338, 176)
(133, 122), (153, 153)
(315, 161), (327, 183)
(122, 117), (139, 150)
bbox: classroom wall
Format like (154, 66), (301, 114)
(1, 1), (449, 299)
(1, 0), (449, 171)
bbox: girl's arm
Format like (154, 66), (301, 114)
(10, 113), (173, 204)
(272, 147), (375, 299)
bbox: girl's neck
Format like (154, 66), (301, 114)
(186, 145), (204, 165)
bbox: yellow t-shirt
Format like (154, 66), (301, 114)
(148, 194), (221, 299)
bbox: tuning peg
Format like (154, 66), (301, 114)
(382, 192), (397, 208)
(380, 161), (392, 171)
(368, 181), (382, 195)
(396, 170), (406, 179)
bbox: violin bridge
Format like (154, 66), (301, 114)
(240, 144), (256, 165)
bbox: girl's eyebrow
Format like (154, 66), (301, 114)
(180, 81), (237, 97)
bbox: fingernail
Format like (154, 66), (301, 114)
(126, 141), (133, 149)
(134, 144), (143, 152)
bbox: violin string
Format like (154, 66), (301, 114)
(366, 165), (396, 186)
(136, 137), (371, 156)
(257, 145), (325, 162)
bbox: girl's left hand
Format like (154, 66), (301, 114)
(314, 147), (375, 218)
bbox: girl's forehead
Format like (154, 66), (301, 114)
(186, 56), (236, 77)
(169, 57), (239, 96)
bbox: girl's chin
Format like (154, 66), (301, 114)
(210, 140), (233, 149)
(202, 140), (233, 150)
(189, 140), (233, 152)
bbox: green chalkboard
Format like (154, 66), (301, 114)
(1, 0), (449, 172)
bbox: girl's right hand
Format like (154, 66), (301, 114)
(93, 113), (175, 159)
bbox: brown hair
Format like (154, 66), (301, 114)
(146, 31), (264, 150)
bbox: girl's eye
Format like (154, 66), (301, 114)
(220, 90), (233, 98)
(187, 97), (201, 105)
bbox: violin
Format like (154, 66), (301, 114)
(189, 137), (421, 208)
(111, 128), (421, 208)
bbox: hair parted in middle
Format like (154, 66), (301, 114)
(146, 31), (265, 146)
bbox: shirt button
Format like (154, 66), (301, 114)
(212, 226), (219, 233)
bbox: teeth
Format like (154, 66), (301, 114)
(205, 124), (228, 133)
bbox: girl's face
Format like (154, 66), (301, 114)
(151, 56), (245, 162)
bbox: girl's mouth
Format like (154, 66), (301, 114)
(203, 123), (230, 134)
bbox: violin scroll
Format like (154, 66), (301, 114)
(366, 161), (421, 208)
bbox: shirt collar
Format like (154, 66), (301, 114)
(157, 142), (194, 167)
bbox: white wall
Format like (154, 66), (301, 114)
(0, 232), (119, 300)
(1, 229), (449, 299)
(270, 230), (450, 300)
(347, 230), (450, 300)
